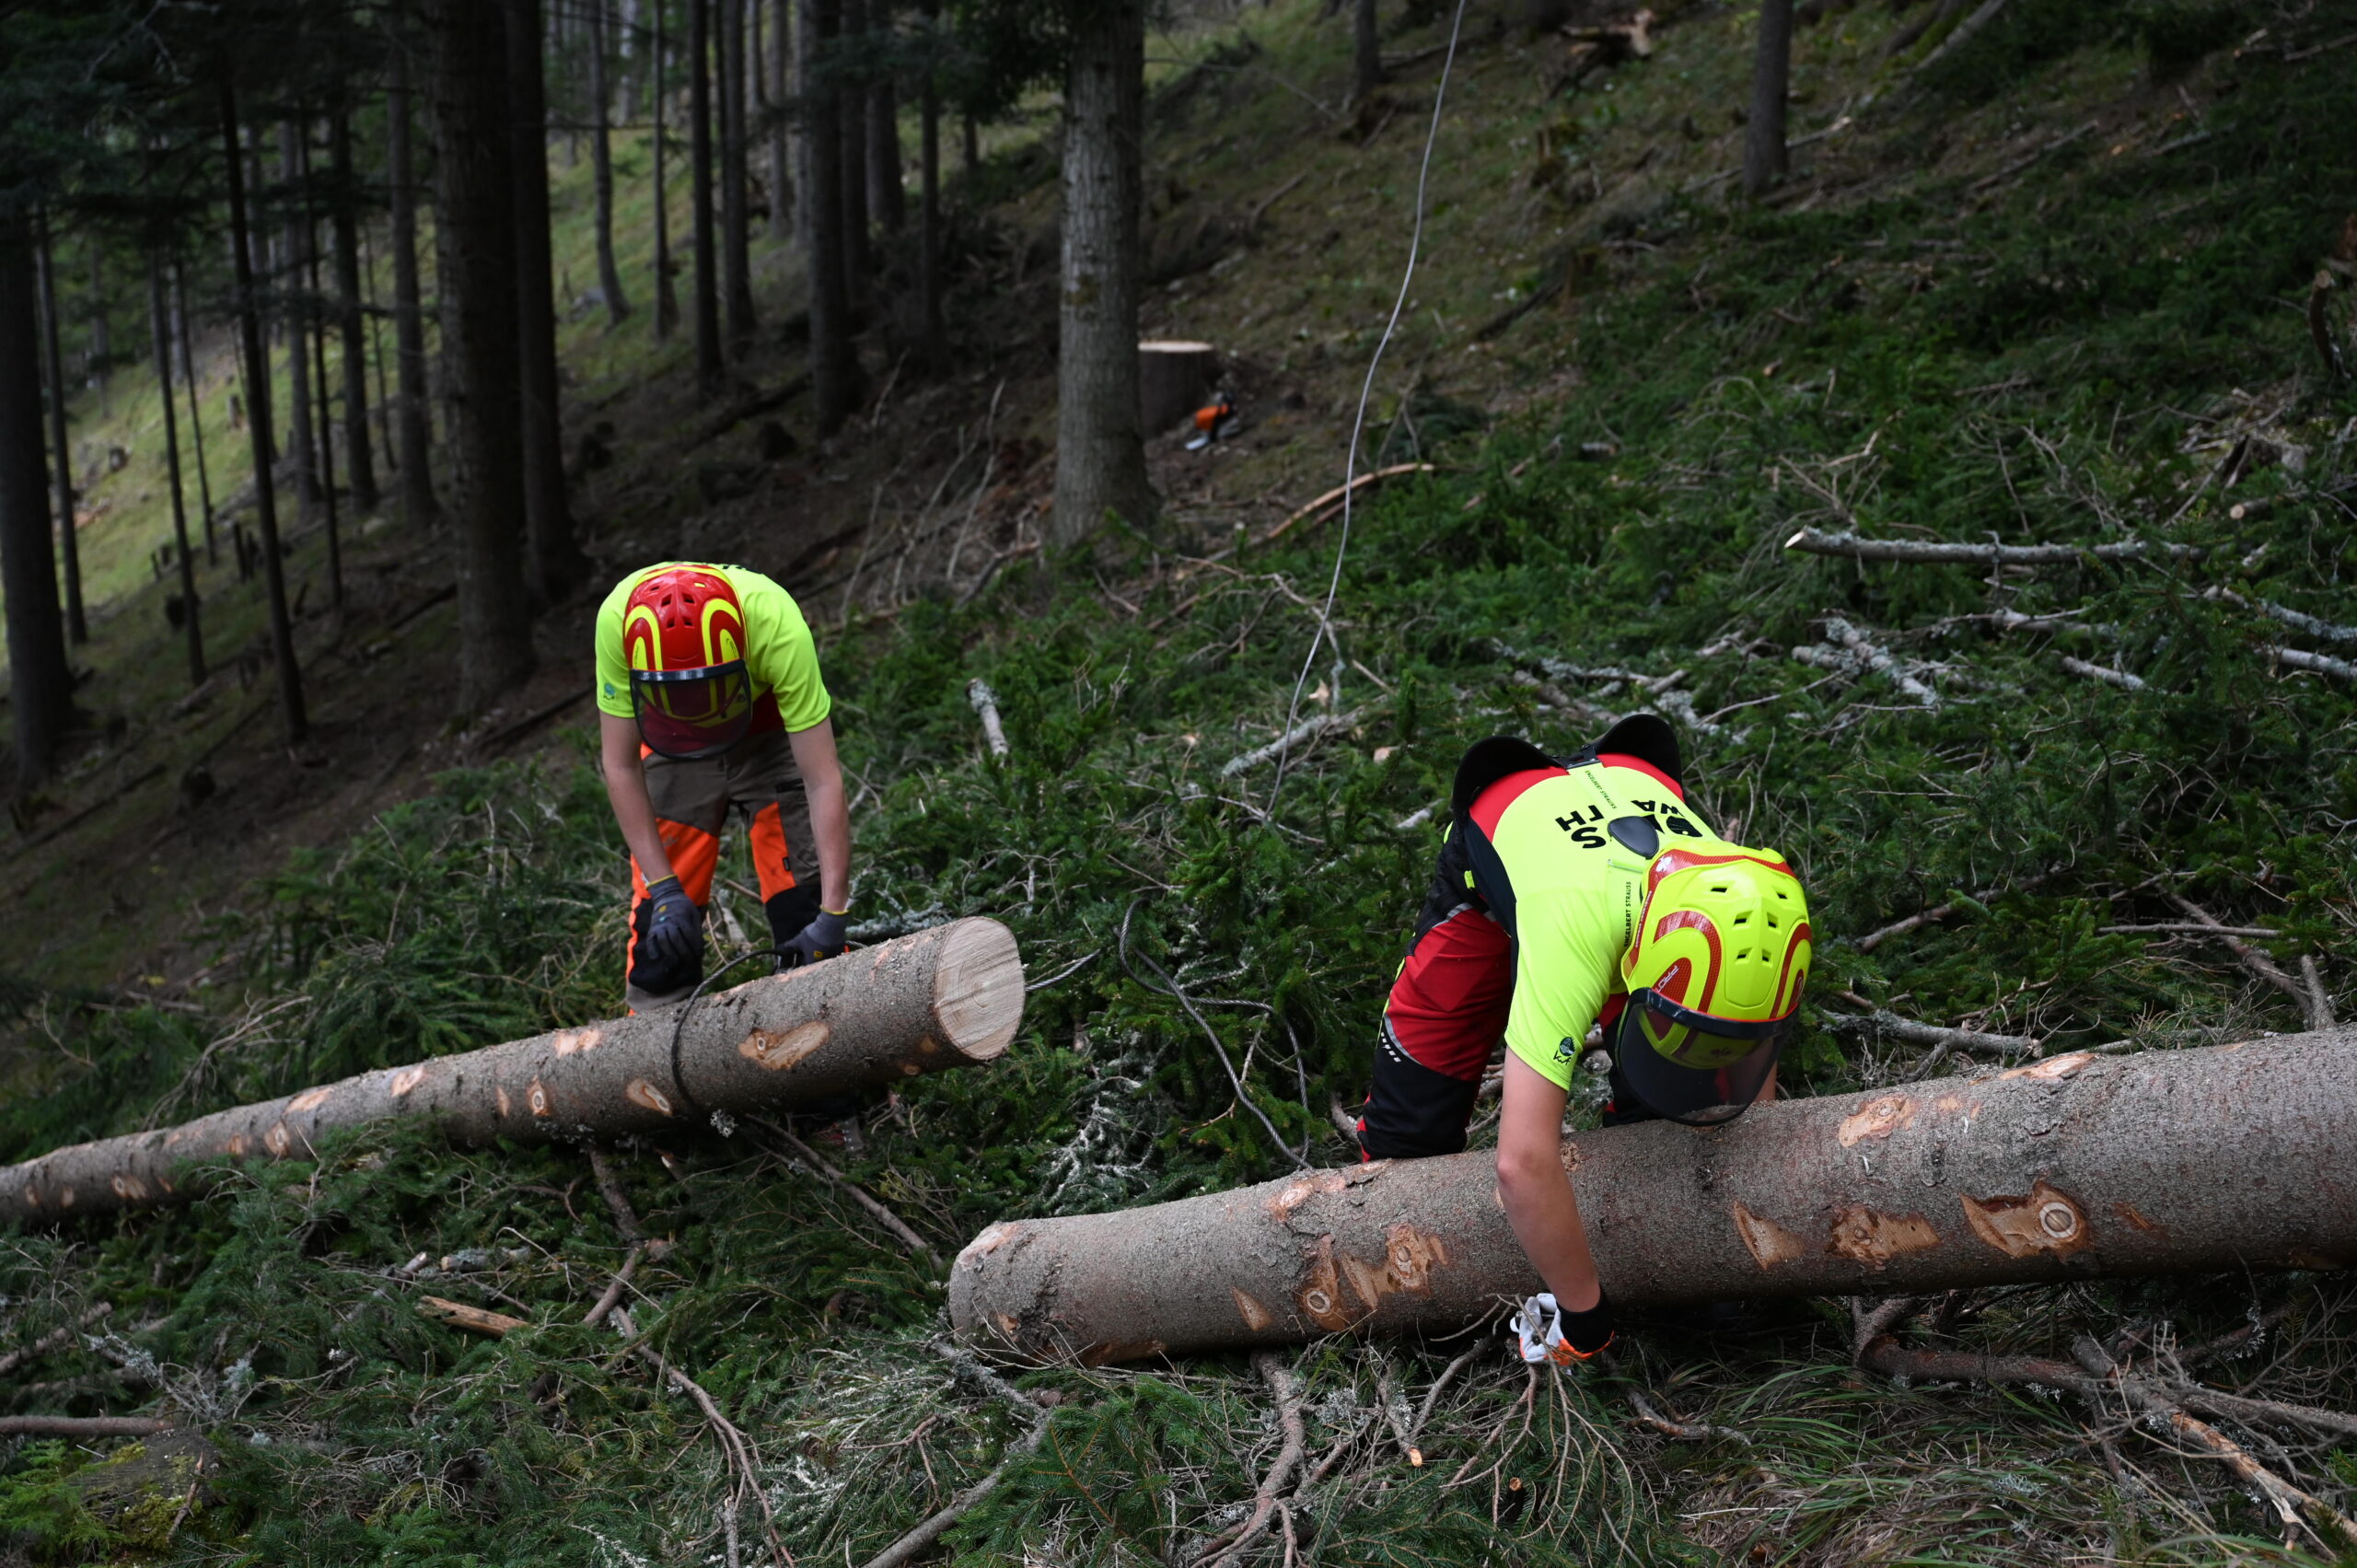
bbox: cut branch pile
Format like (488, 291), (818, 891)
(0, 919), (1024, 1225)
(952, 1032), (2357, 1363)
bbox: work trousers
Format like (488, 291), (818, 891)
(625, 727), (821, 1011)
(1356, 823), (1654, 1160)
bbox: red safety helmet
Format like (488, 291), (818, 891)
(622, 566), (756, 759)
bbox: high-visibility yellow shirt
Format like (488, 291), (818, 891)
(1461, 757), (1742, 1090)
(593, 563), (832, 735)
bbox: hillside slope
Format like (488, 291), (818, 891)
(3, 0), (2356, 1562)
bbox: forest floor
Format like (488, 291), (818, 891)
(4, 0), (2357, 1562)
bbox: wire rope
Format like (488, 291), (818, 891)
(1265, 0), (1473, 816)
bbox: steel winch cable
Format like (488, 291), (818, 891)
(1265, 0), (1473, 817)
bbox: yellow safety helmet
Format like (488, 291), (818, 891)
(1613, 846), (1813, 1125)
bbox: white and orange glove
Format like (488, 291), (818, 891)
(1513, 1291), (1617, 1366)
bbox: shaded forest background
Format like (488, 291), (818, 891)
(0, 0), (2355, 1562)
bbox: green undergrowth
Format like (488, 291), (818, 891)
(6, 2), (2357, 1563)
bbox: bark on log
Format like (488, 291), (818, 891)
(951, 1033), (2357, 1364)
(1, 919), (1022, 1226)
(1138, 340), (1216, 436)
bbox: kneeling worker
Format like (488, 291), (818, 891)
(595, 563), (853, 1009)
(1357, 715), (1812, 1367)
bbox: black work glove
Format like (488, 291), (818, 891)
(640, 876), (703, 968)
(784, 909), (848, 968)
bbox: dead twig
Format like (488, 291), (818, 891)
(749, 1117), (942, 1266)
(967, 679), (1010, 760)
(2059, 654), (2146, 691)
(419, 1296), (529, 1337)
(2168, 895), (2325, 1028)
(1817, 1002), (2038, 1065)
(1202, 1352), (1308, 1566)
(1220, 709), (1365, 778)
(1262, 464), (1435, 543)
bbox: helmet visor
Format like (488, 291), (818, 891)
(1610, 989), (1795, 1127)
(630, 661), (755, 760)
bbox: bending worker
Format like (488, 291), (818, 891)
(595, 562), (852, 1009)
(1356, 714), (1812, 1367)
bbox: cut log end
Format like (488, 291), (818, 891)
(931, 918), (1026, 1062)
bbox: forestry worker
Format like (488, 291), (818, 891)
(1353, 714), (1813, 1368)
(594, 563), (853, 1011)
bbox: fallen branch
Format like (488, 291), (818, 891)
(1817, 1004), (2038, 1063)
(2207, 588), (2357, 645)
(855, 1345), (1052, 1568)
(1620, 1381), (1749, 1446)
(1784, 528), (2197, 566)
(1852, 872), (2053, 956)
(1220, 709), (1364, 778)
(2071, 1337), (2357, 1550)
(0, 1303), (113, 1377)
(1203, 1352), (1307, 1566)
(2169, 895), (2323, 1028)
(0, 1415), (175, 1438)
(2271, 645), (2357, 682)
(474, 687), (592, 752)
(1263, 464), (1435, 544)
(967, 679), (1010, 759)
(1907, 0), (2013, 82)
(2059, 654), (2146, 691)
(2100, 923), (2282, 938)
(582, 1245), (645, 1329)
(750, 1117), (941, 1265)
(419, 1296), (529, 1338)
(1818, 617), (1940, 708)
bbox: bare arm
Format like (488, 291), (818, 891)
(787, 718), (852, 915)
(600, 713), (674, 882)
(1494, 1052), (1604, 1311)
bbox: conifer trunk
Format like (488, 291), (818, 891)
(32, 218), (85, 645)
(280, 122), (320, 518)
(1744, 0), (1794, 196)
(917, 0), (943, 367)
(0, 220), (73, 786)
(802, 0), (857, 433)
(171, 260), (216, 563)
(867, 48), (904, 235)
(145, 250), (204, 687)
(769, 0), (795, 241)
(837, 0), (872, 301)
(505, 0), (585, 601)
(589, 0), (633, 322)
(652, 0), (682, 338)
(719, 0), (759, 354)
(386, 31), (441, 528)
(0, 920), (1023, 1225)
(1353, 0), (1381, 102)
(952, 1036), (2357, 1364)
(330, 108), (379, 513)
(1050, 0), (1154, 549)
(219, 75), (308, 746)
(424, 0), (539, 711)
(689, 0), (725, 393)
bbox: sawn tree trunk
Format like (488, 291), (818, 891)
(2, 919), (1022, 1225)
(951, 1034), (2357, 1364)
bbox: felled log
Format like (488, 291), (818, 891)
(1, 919), (1024, 1225)
(951, 1032), (2356, 1364)
(1139, 341), (1218, 436)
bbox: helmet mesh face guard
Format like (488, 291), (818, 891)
(623, 567), (757, 760)
(1615, 849), (1812, 1126)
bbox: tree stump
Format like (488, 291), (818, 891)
(1139, 340), (1218, 436)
